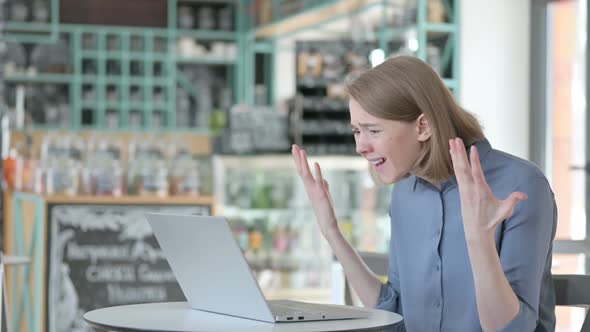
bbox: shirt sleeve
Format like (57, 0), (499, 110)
(498, 300), (539, 332)
(375, 280), (401, 312)
(496, 176), (557, 331)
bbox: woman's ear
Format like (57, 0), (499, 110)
(416, 114), (432, 141)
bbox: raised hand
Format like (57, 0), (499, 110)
(449, 138), (528, 240)
(291, 144), (340, 238)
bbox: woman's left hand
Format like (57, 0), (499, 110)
(449, 138), (528, 241)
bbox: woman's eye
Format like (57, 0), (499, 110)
(369, 130), (380, 134)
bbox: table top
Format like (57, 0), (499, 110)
(84, 301), (403, 332)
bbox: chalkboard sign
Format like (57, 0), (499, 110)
(47, 204), (211, 332)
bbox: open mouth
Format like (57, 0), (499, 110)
(372, 158), (386, 168)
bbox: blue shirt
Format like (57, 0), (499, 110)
(376, 139), (557, 331)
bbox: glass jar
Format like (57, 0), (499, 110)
(170, 159), (200, 196)
(92, 160), (124, 196)
(45, 159), (79, 196)
(126, 160), (141, 196)
(15, 157), (39, 192)
(138, 161), (169, 197)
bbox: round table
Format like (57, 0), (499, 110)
(84, 301), (403, 332)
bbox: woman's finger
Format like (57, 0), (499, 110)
(450, 138), (473, 191)
(323, 179), (329, 191)
(469, 146), (489, 195)
(298, 149), (318, 186)
(315, 162), (324, 185)
(454, 138), (472, 178)
(292, 144), (302, 174)
(449, 138), (456, 166)
(449, 139), (462, 174)
(497, 192), (528, 220)
(292, 144), (316, 184)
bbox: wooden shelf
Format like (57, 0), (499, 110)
(9, 130), (212, 166)
(42, 194), (215, 206)
(3, 191), (216, 217)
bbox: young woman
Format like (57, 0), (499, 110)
(292, 56), (556, 331)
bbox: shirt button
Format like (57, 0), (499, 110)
(436, 301), (441, 308)
(435, 264), (440, 271)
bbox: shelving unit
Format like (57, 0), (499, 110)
(2, 0), (241, 131)
(2, 0), (459, 133)
(2, 1), (60, 43)
(252, 0), (460, 155)
(290, 40), (375, 155)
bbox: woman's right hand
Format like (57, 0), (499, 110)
(291, 144), (340, 239)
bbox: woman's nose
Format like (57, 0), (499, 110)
(355, 135), (370, 155)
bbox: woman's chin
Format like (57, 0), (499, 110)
(369, 163), (408, 185)
(373, 171), (405, 185)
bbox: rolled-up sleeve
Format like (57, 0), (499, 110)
(496, 176), (557, 331)
(499, 300), (539, 332)
(376, 281), (400, 312)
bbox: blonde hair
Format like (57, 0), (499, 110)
(347, 56), (484, 182)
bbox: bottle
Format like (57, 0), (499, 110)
(2, 147), (17, 190)
(15, 134), (38, 192)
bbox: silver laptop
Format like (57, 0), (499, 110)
(145, 213), (370, 323)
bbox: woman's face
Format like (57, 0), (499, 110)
(349, 98), (424, 184)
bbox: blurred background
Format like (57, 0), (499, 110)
(0, 0), (587, 331)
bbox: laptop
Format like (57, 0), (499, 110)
(145, 213), (370, 323)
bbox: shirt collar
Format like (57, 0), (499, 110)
(412, 138), (492, 192)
